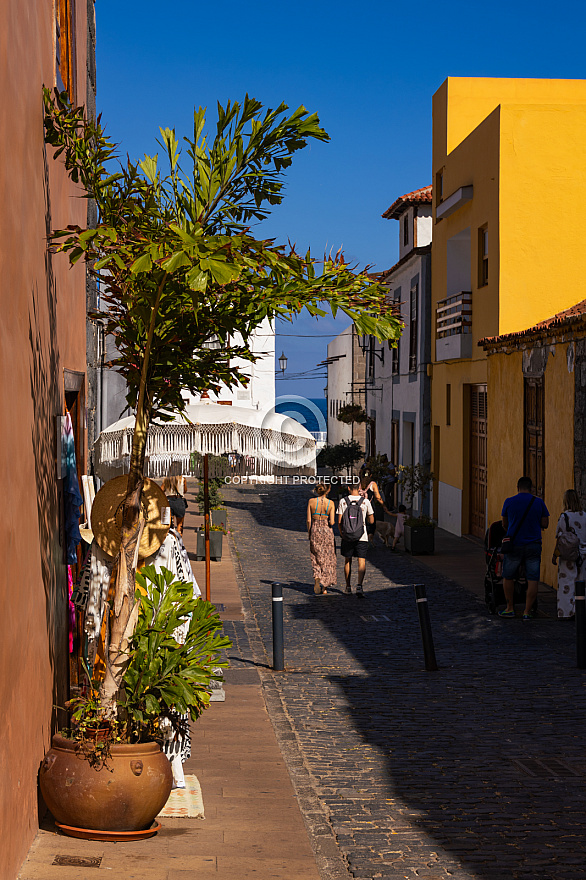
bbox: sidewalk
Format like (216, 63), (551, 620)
(18, 481), (321, 880)
(402, 526), (558, 617)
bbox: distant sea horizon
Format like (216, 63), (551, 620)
(275, 397), (327, 434)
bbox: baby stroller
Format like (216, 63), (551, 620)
(484, 521), (533, 614)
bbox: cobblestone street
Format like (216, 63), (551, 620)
(226, 484), (586, 880)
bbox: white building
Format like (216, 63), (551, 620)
(326, 325), (367, 452)
(186, 317), (275, 412)
(367, 186), (433, 513)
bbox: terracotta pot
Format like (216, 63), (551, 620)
(39, 735), (172, 832)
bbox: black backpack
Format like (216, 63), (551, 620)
(340, 496), (366, 541)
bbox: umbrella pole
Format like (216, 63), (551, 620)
(204, 453), (211, 602)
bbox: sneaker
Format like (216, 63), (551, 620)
(345, 585), (352, 594)
(356, 585), (364, 597)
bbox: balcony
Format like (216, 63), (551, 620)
(436, 291), (473, 361)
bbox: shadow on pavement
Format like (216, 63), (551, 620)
(231, 484), (584, 880)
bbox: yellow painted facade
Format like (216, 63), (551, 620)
(485, 342), (574, 587)
(432, 77), (586, 540)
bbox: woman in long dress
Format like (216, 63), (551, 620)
(306, 485), (337, 595)
(555, 489), (586, 619)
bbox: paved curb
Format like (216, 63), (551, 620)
(229, 531), (352, 880)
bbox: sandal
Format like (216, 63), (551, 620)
(498, 609), (515, 618)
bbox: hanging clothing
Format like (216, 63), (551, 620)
(144, 527), (200, 779)
(83, 541), (115, 669)
(556, 510), (586, 618)
(67, 566), (76, 654)
(144, 527), (201, 600)
(62, 413), (83, 564)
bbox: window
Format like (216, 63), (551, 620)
(368, 336), (375, 380)
(56, 0), (76, 101)
(409, 284), (418, 372)
(446, 384), (451, 426)
(436, 169), (444, 204)
(524, 377), (544, 497)
(478, 225), (488, 287)
(391, 420), (399, 466)
(391, 287), (401, 375)
(391, 340), (399, 375)
(403, 214), (409, 247)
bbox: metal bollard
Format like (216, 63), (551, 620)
(272, 583), (285, 671)
(414, 584), (438, 672)
(575, 580), (586, 669)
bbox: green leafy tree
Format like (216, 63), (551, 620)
(397, 463), (435, 521)
(197, 477), (224, 512)
(43, 89), (403, 713)
(317, 439), (364, 475)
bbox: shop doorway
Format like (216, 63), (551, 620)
(469, 384), (487, 538)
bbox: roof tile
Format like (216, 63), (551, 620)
(480, 299), (586, 347)
(382, 185), (433, 220)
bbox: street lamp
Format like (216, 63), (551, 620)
(278, 351), (288, 374)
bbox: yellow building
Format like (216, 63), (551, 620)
(481, 300), (586, 586)
(431, 77), (586, 538)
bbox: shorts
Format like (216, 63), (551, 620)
(340, 539), (369, 559)
(502, 541), (542, 582)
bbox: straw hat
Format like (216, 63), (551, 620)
(91, 476), (170, 559)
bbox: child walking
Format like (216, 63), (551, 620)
(391, 505), (407, 551)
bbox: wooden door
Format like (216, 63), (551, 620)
(524, 377), (545, 497)
(469, 385), (487, 538)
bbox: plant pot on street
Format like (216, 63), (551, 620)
(404, 523), (435, 555)
(39, 735), (172, 836)
(197, 529), (223, 561)
(211, 509), (227, 530)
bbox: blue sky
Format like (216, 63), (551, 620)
(96, 0), (586, 398)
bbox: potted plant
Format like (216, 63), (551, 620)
(42, 90), (401, 835)
(197, 523), (224, 561)
(198, 477), (227, 530)
(397, 464), (436, 555)
(336, 403), (369, 424)
(39, 566), (229, 839)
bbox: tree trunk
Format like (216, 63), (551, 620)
(100, 397), (151, 715)
(100, 276), (166, 715)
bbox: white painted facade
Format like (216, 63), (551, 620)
(326, 327), (354, 445)
(186, 317), (275, 413)
(326, 325), (367, 451)
(368, 191), (433, 515)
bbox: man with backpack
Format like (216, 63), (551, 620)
(337, 483), (375, 595)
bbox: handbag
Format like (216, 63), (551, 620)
(501, 496), (536, 554)
(556, 512), (581, 562)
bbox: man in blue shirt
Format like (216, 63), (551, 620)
(500, 476), (549, 619)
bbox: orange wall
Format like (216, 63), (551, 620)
(0, 2), (89, 876)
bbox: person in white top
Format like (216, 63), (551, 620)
(337, 483), (375, 595)
(553, 489), (586, 619)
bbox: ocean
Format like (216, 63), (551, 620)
(275, 396), (327, 434)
